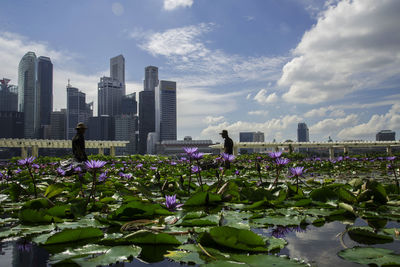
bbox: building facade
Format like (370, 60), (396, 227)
(66, 84), (92, 139)
(0, 111), (24, 138)
(49, 110), (66, 140)
(138, 90), (155, 154)
(376, 130), (396, 141)
(115, 114), (138, 155)
(155, 80), (177, 142)
(155, 137), (217, 156)
(37, 56), (53, 127)
(0, 78), (18, 112)
(239, 131), (265, 154)
(110, 55), (125, 95)
(144, 66), (159, 91)
(297, 122), (310, 142)
(18, 51), (39, 138)
(121, 92), (137, 115)
(87, 115), (115, 140)
(98, 76), (124, 116)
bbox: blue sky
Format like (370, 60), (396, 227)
(1, 0), (399, 142)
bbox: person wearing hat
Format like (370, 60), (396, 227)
(220, 130), (233, 155)
(72, 122), (88, 162)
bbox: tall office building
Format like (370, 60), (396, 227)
(376, 130), (396, 141)
(115, 114), (138, 155)
(297, 122), (309, 142)
(18, 51), (39, 138)
(37, 56), (53, 126)
(0, 111), (24, 138)
(110, 55), (125, 95)
(155, 80), (176, 142)
(239, 131), (265, 154)
(87, 115), (115, 140)
(98, 76), (124, 116)
(66, 83), (92, 139)
(138, 90), (155, 154)
(121, 93), (137, 115)
(49, 110), (66, 139)
(0, 78), (18, 112)
(144, 66), (159, 91)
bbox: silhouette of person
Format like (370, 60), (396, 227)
(72, 122), (88, 162)
(220, 130), (233, 155)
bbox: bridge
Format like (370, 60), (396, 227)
(0, 139), (129, 158)
(210, 141), (400, 159)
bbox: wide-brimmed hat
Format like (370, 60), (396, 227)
(76, 122), (87, 129)
(219, 130), (228, 135)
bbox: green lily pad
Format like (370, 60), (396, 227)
(49, 244), (110, 264)
(184, 191), (222, 206)
(310, 187), (338, 202)
(19, 209), (62, 224)
(44, 184), (65, 199)
(347, 226), (393, 244)
(44, 227), (104, 245)
(73, 245), (141, 266)
(165, 250), (205, 265)
(179, 215), (219, 227)
(383, 228), (400, 239)
(108, 201), (172, 220)
(125, 230), (182, 245)
(251, 215), (305, 227)
(203, 254), (308, 267)
(338, 247), (400, 266)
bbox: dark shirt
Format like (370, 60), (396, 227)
(72, 133), (87, 162)
(224, 136), (233, 155)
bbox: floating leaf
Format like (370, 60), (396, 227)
(338, 247), (400, 266)
(109, 201), (172, 220)
(44, 184), (65, 199)
(44, 227), (104, 245)
(184, 192), (222, 206)
(125, 230), (181, 245)
(19, 209), (61, 224)
(310, 187), (337, 202)
(347, 226), (393, 245)
(49, 244), (110, 264)
(165, 250), (205, 265)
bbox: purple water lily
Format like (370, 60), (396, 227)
(269, 151), (282, 159)
(290, 167), (304, 177)
(85, 160), (107, 170)
(98, 172), (107, 182)
(164, 195), (183, 211)
(275, 158), (290, 165)
(56, 167), (66, 176)
(191, 165), (201, 173)
(135, 163), (143, 169)
(17, 156), (36, 166)
(183, 147), (198, 156)
(191, 152), (204, 160)
(221, 153), (235, 162)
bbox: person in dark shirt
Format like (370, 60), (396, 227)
(220, 130), (233, 155)
(72, 122), (88, 162)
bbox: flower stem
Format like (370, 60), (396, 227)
(27, 167), (37, 198)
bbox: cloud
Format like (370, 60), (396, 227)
(280, 0), (400, 104)
(112, 2), (124, 16)
(304, 106), (345, 118)
(163, 0), (194, 10)
(200, 115), (302, 142)
(309, 114), (358, 135)
(254, 89), (279, 104)
(203, 116), (225, 124)
(337, 104), (400, 140)
(248, 110), (269, 116)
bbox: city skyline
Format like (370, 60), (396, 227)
(1, 0), (400, 142)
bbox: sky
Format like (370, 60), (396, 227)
(1, 0), (400, 143)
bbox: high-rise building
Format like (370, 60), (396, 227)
(138, 90), (155, 154)
(66, 83), (92, 139)
(121, 92), (137, 115)
(37, 56), (53, 127)
(115, 114), (138, 155)
(87, 115), (115, 140)
(98, 76), (124, 116)
(18, 51), (39, 138)
(49, 110), (66, 139)
(239, 131), (265, 154)
(155, 80), (177, 142)
(0, 78), (18, 112)
(0, 111), (24, 138)
(297, 122), (309, 142)
(144, 66), (159, 91)
(110, 55), (125, 95)
(376, 130), (396, 141)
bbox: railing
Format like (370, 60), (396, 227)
(0, 139), (129, 158)
(210, 141), (400, 159)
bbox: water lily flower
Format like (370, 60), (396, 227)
(191, 152), (204, 160)
(221, 153), (235, 162)
(15, 168), (22, 174)
(269, 151), (282, 159)
(74, 166), (82, 173)
(290, 167), (304, 177)
(170, 161), (177, 166)
(387, 156), (396, 161)
(164, 195), (183, 211)
(235, 170), (240, 175)
(135, 163), (143, 169)
(98, 172), (107, 182)
(191, 165), (201, 173)
(150, 166), (157, 170)
(17, 156), (36, 166)
(56, 167), (66, 176)
(275, 158), (290, 165)
(183, 147), (198, 156)
(85, 160), (107, 170)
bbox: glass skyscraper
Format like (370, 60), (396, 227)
(37, 56), (53, 129)
(155, 80), (177, 141)
(138, 90), (155, 154)
(66, 84), (92, 139)
(110, 55), (125, 95)
(297, 122), (309, 142)
(98, 76), (124, 116)
(18, 51), (39, 138)
(144, 66), (159, 91)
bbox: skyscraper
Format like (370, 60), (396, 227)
(87, 115), (115, 140)
(138, 90), (155, 154)
(110, 55), (125, 95)
(121, 93), (137, 115)
(66, 83), (92, 139)
(144, 66), (159, 91)
(115, 114), (138, 155)
(376, 130), (395, 141)
(98, 76), (124, 116)
(239, 131), (265, 154)
(297, 122), (309, 142)
(18, 51), (39, 138)
(155, 80), (176, 141)
(37, 56), (53, 134)
(49, 110), (66, 140)
(0, 78), (18, 112)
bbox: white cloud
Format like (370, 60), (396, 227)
(200, 115), (302, 142)
(248, 110), (269, 116)
(163, 0), (194, 11)
(246, 93), (252, 100)
(337, 104), (400, 140)
(280, 0), (400, 104)
(309, 114), (358, 135)
(203, 116), (225, 124)
(254, 89), (279, 104)
(304, 106), (345, 118)
(112, 2), (124, 16)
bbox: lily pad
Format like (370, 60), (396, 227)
(347, 226), (393, 244)
(44, 227), (104, 245)
(73, 245), (141, 266)
(125, 230), (182, 245)
(338, 247), (400, 266)
(184, 191), (222, 206)
(44, 184), (65, 199)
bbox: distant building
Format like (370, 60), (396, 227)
(0, 111), (24, 138)
(155, 136), (217, 156)
(138, 90), (155, 154)
(87, 115), (115, 140)
(98, 76), (124, 116)
(66, 84), (92, 139)
(239, 131), (265, 154)
(37, 56), (53, 132)
(376, 130), (395, 141)
(110, 55), (125, 95)
(0, 78), (18, 112)
(115, 114), (138, 155)
(155, 80), (177, 142)
(49, 110), (66, 139)
(144, 66), (159, 91)
(147, 132), (158, 155)
(297, 122), (309, 142)
(18, 51), (39, 138)
(121, 92), (137, 115)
